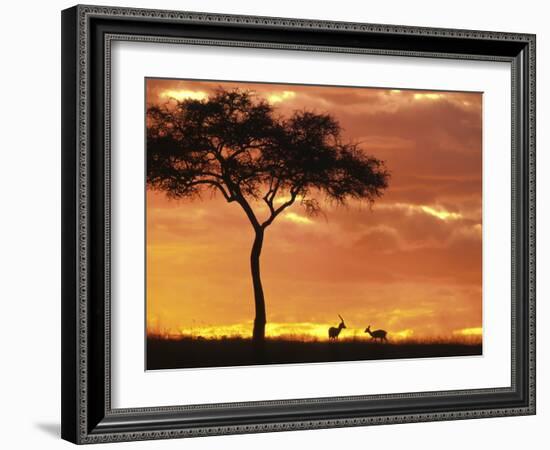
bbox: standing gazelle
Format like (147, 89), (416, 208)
(328, 315), (347, 340)
(365, 325), (388, 342)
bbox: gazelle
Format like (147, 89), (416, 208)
(365, 325), (388, 342)
(328, 315), (347, 340)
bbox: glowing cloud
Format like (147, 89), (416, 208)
(284, 212), (313, 225)
(160, 89), (208, 101)
(420, 206), (462, 221)
(379, 203), (462, 221)
(267, 90), (296, 104)
(414, 93), (444, 101)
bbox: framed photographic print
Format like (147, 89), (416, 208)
(61, 4), (536, 444)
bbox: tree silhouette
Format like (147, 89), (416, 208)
(147, 88), (390, 341)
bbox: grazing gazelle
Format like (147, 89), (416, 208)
(365, 325), (388, 342)
(328, 315), (347, 340)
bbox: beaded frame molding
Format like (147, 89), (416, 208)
(61, 4), (536, 444)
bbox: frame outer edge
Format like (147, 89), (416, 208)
(65, 4), (537, 444)
(61, 5), (80, 445)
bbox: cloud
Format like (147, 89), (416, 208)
(267, 90), (296, 104)
(283, 212), (313, 225)
(413, 92), (444, 101)
(376, 203), (463, 221)
(159, 89), (208, 101)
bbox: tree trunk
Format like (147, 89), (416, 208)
(250, 228), (266, 341)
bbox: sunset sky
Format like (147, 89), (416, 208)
(145, 78), (482, 341)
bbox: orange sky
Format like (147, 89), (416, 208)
(146, 79), (482, 341)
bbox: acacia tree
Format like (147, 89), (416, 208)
(147, 88), (389, 341)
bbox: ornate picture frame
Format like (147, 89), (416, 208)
(61, 4), (535, 444)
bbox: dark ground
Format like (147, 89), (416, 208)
(146, 337), (482, 370)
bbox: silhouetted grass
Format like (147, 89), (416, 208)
(146, 335), (482, 370)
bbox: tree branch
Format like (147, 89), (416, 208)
(261, 189), (297, 229)
(262, 179), (280, 216)
(219, 174), (261, 230)
(235, 194), (261, 230)
(190, 179), (234, 202)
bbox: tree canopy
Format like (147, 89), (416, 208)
(147, 88), (389, 231)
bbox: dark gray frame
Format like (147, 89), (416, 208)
(61, 4), (536, 444)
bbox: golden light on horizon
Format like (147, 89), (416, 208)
(391, 329), (415, 340)
(453, 327), (483, 336)
(147, 321), (443, 343)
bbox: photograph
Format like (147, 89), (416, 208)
(56, 3), (536, 445)
(145, 79), (483, 370)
